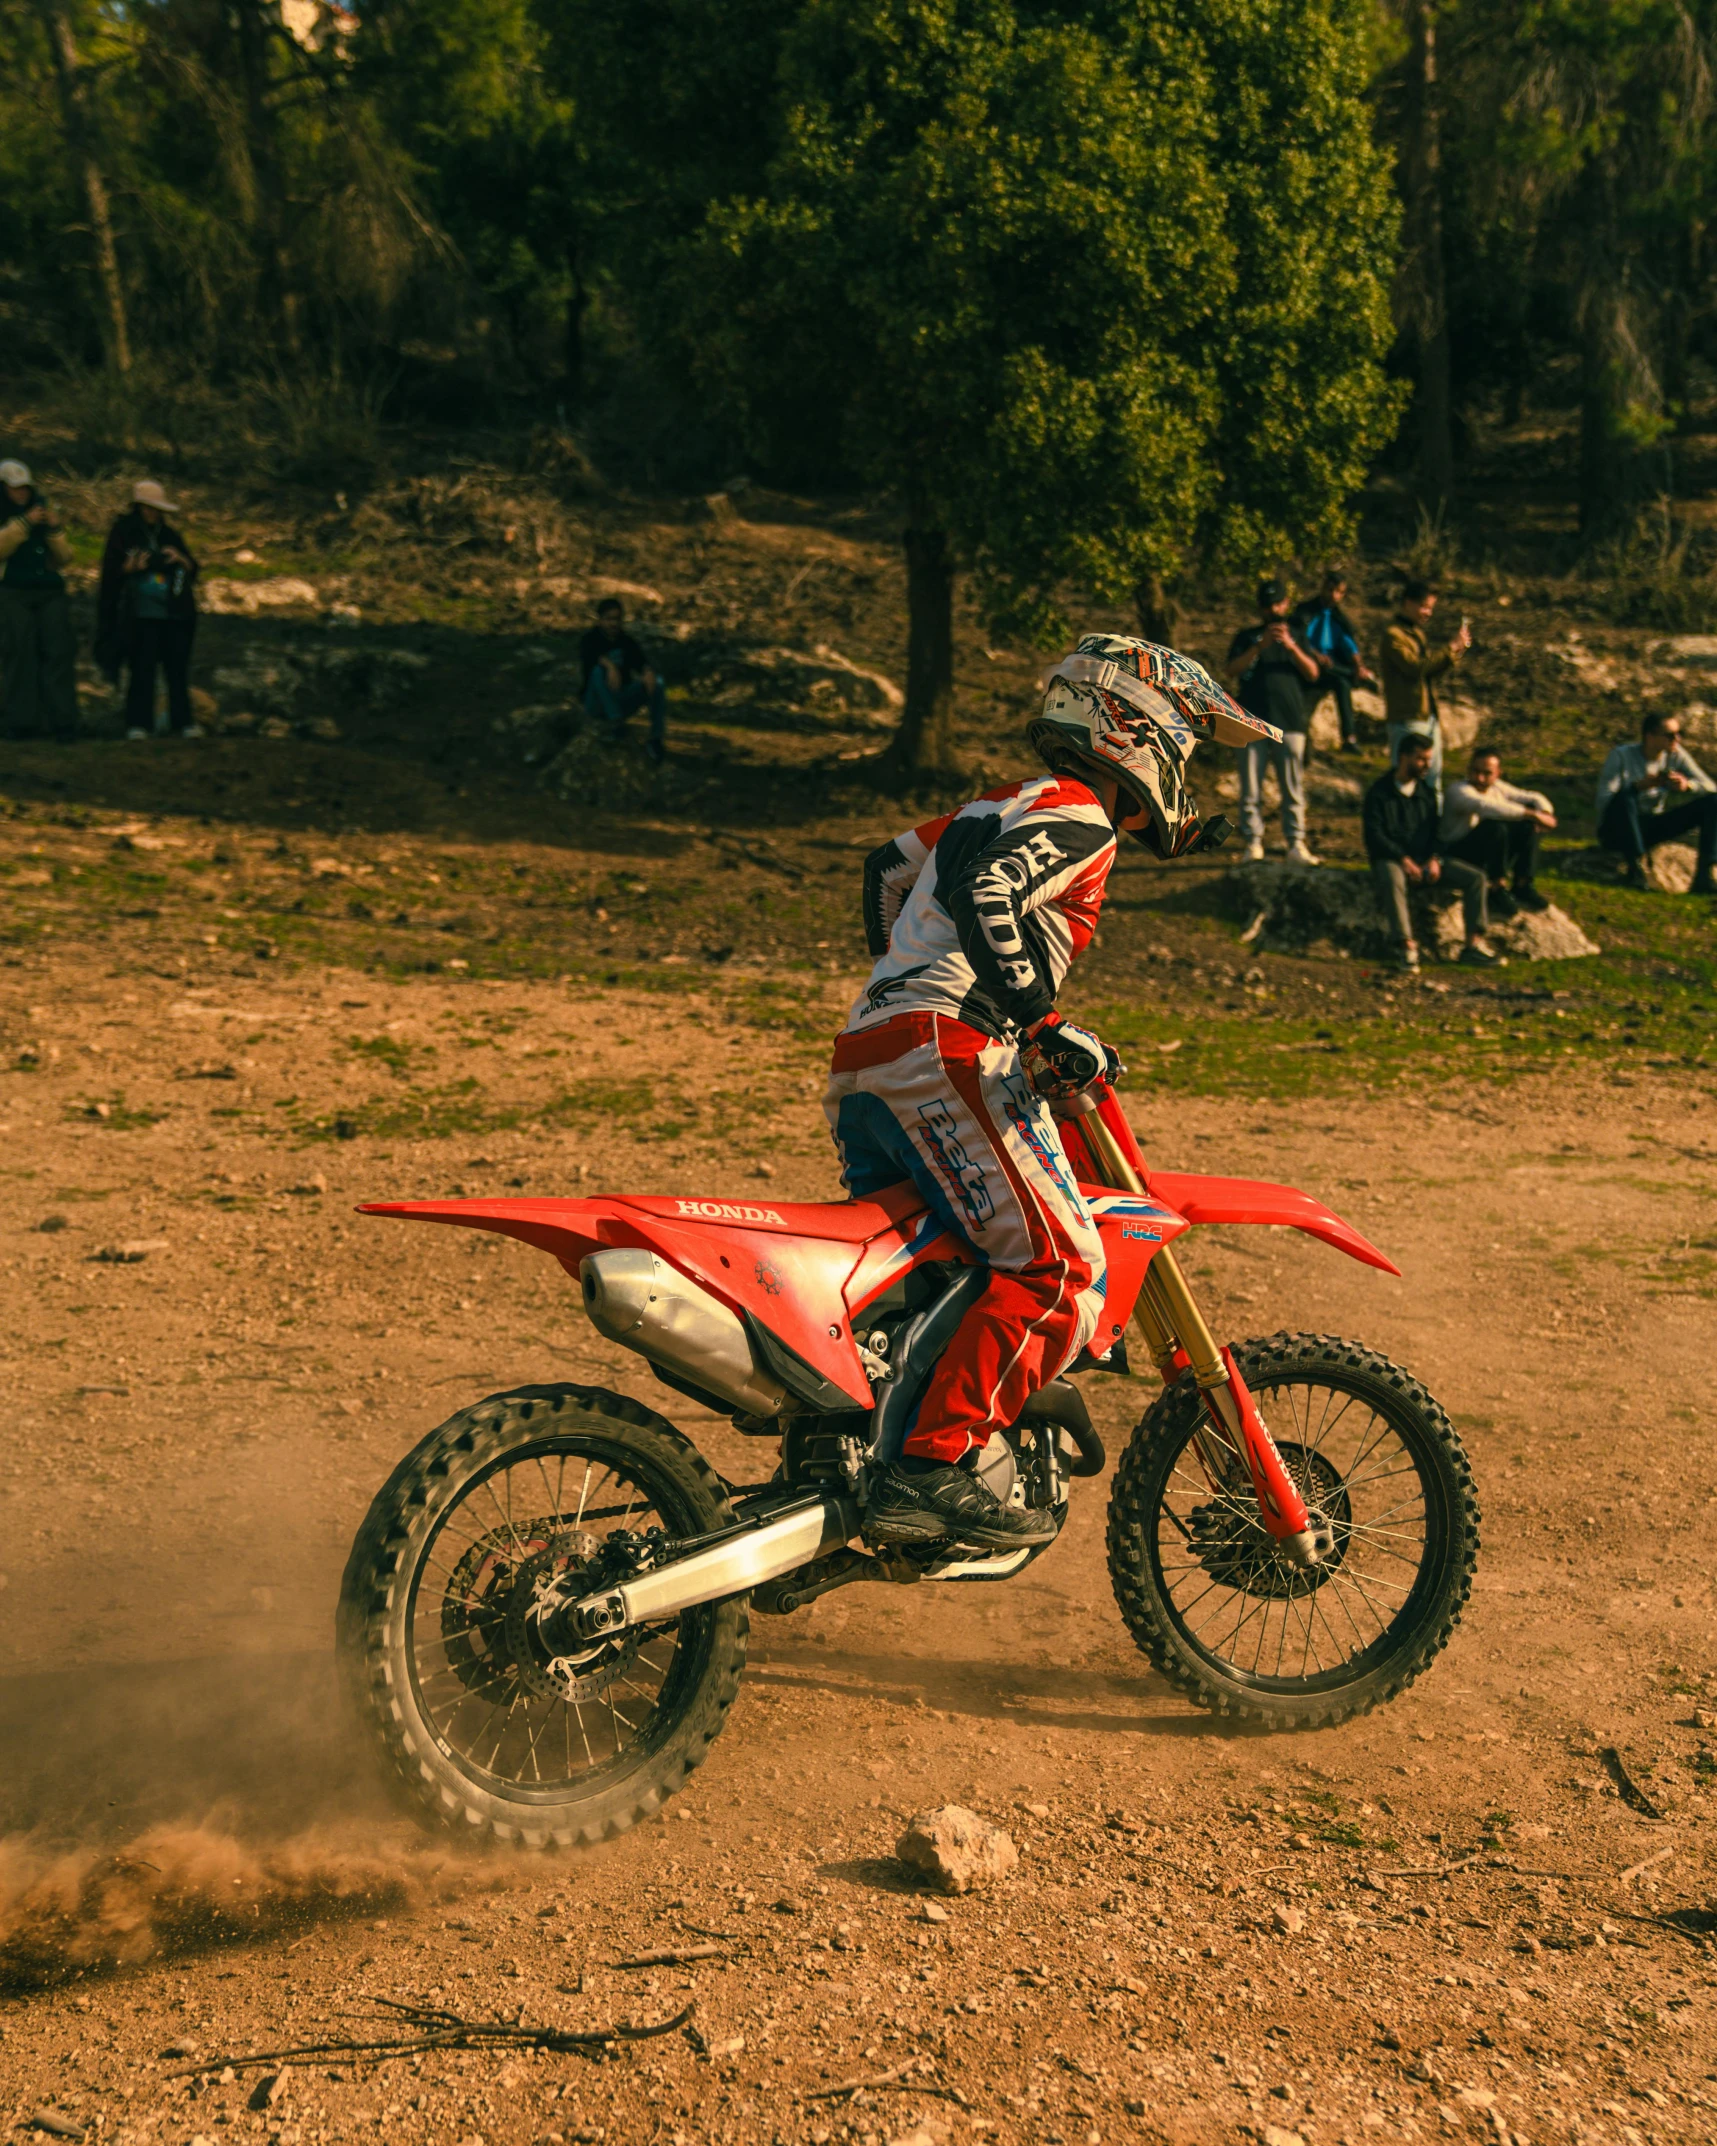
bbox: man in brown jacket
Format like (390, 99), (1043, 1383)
(1382, 578), (1471, 804)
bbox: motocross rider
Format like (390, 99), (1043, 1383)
(826, 635), (1276, 1550)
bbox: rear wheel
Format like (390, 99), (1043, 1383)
(1106, 1333), (1479, 1730)
(337, 1384), (746, 1846)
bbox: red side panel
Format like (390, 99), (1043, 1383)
(1144, 1172), (1401, 1277)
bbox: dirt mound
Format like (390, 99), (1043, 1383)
(1230, 859), (1600, 962)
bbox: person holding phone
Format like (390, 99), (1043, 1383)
(1596, 713), (1717, 894)
(97, 479), (202, 739)
(1381, 578), (1470, 806)
(0, 458), (77, 740)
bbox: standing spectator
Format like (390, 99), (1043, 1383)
(98, 480), (201, 740)
(1596, 713), (1717, 894)
(0, 458), (76, 740)
(1227, 576), (1321, 865)
(1291, 565), (1377, 754)
(580, 596), (666, 765)
(1439, 748), (1556, 915)
(1363, 730), (1501, 971)
(1381, 578), (1470, 803)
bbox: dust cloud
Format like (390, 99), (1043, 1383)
(0, 1823), (459, 1991)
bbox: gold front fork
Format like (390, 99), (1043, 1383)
(1076, 1104), (1226, 1390)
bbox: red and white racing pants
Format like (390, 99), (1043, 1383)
(824, 1012), (1106, 1464)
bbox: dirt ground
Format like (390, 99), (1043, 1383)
(3, 918), (1717, 2146)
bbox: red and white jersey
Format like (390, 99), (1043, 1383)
(843, 776), (1117, 1041)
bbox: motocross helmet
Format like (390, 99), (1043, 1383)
(1028, 634), (1282, 858)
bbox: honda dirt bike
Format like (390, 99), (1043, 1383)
(339, 1088), (1479, 1848)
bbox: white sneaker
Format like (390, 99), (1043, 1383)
(1243, 840), (1265, 863)
(1286, 843), (1321, 866)
(126, 727), (148, 741)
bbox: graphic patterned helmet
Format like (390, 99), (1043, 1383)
(1028, 634), (1282, 859)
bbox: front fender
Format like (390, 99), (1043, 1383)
(1145, 1171), (1400, 1277)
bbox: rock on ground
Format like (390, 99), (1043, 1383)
(1560, 839), (1699, 894)
(896, 1805), (1018, 1895)
(1230, 860), (1599, 962)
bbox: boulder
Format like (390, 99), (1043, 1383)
(896, 1804), (1018, 1895)
(1229, 860), (1599, 963)
(200, 574), (321, 615)
(1305, 684), (1486, 756)
(1560, 841), (1697, 894)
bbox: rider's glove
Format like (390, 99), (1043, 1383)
(1022, 1012), (1124, 1099)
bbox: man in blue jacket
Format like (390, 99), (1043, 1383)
(1291, 567), (1376, 754)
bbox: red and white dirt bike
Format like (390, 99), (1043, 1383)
(339, 1090), (1480, 1848)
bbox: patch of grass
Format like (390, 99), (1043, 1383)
(1316, 1821), (1366, 1848)
(345, 1032), (427, 1077)
(66, 1094), (165, 1130)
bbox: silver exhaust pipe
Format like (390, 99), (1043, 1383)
(580, 1247), (788, 1417)
(543, 1493), (858, 1645)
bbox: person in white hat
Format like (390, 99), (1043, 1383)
(97, 479), (202, 739)
(0, 459), (77, 740)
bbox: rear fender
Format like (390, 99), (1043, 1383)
(360, 1195), (875, 1407)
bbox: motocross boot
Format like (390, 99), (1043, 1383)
(866, 1458), (1057, 1549)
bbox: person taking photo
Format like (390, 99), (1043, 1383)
(98, 479), (201, 740)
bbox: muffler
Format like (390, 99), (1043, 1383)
(541, 1492), (858, 1645)
(580, 1247), (788, 1416)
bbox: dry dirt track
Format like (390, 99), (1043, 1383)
(3, 949), (1717, 2146)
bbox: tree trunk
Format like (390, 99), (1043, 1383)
(565, 243), (589, 405)
(33, 0), (130, 374)
(232, 0), (299, 355)
(1577, 168), (1668, 540)
(1401, 0), (1452, 511)
(1131, 572), (1181, 647)
(883, 518), (956, 787)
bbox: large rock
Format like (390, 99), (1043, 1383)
(1559, 841), (1698, 894)
(1229, 860), (1598, 963)
(896, 1805), (1018, 1895)
(1307, 684), (1486, 756)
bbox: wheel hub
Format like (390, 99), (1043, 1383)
(503, 1536), (643, 1702)
(1188, 1444), (1352, 1597)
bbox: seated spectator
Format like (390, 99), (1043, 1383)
(1290, 565), (1376, 754)
(0, 458), (76, 741)
(580, 597), (666, 765)
(98, 479), (201, 740)
(1439, 748), (1555, 916)
(1227, 576), (1322, 866)
(1596, 712), (1716, 894)
(1381, 578), (1470, 804)
(1363, 730), (1502, 972)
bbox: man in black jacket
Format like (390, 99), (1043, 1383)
(0, 459), (76, 740)
(1363, 732), (1501, 971)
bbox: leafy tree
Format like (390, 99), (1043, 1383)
(680, 0), (1401, 781)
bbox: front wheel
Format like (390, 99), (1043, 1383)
(1106, 1333), (1479, 1730)
(337, 1384), (747, 1847)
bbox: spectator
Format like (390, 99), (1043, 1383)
(1381, 578), (1470, 803)
(1290, 565), (1377, 754)
(1363, 730), (1502, 972)
(0, 458), (76, 741)
(580, 597), (666, 765)
(1596, 712), (1717, 894)
(1227, 576), (1322, 865)
(1439, 748), (1555, 916)
(98, 479), (201, 740)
